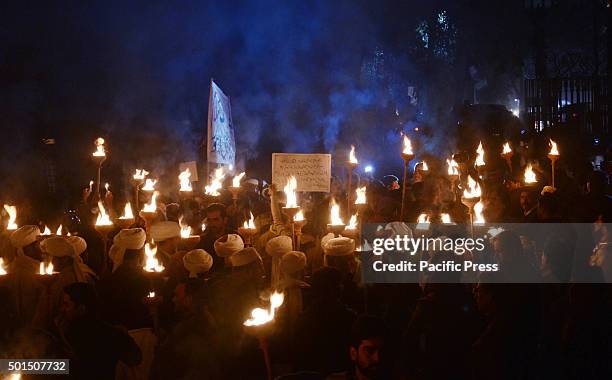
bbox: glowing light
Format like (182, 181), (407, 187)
(364, 165), (373, 173)
(420, 161), (429, 171)
(133, 169), (149, 180)
(355, 186), (367, 205)
(232, 172), (246, 187)
(56, 224), (63, 236)
(42, 226), (52, 235)
(95, 201), (113, 226)
(475, 141), (485, 166)
(346, 214), (358, 230)
(447, 158), (459, 176)
(142, 191), (158, 213)
(148, 291), (156, 298)
(524, 163), (537, 184)
(502, 142), (512, 155)
(441, 213), (452, 224)
(39, 261), (54, 275)
(3, 205), (18, 230)
(204, 167), (225, 196)
(349, 145), (358, 164)
(244, 291), (285, 327)
(283, 176), (298, 208)
(294, 210), (305, 221)
(105, 183), (110, 192)
(243, 212), (256, 229)
(119, 202), (134, 219)
(89, 180), (94, 192)
(143, 243), (164, 273)
(474, 201), (485, 225)
(178, 168), (193, 192)
(92, 137), (106, 157)
(0, 258), (7, 275)
(330, 199), (344, 225)
(402, 136), (414, 155)
(142, 179), (157, 191)
(179, 217), (192, 238)
(549, 139), (559, 156)
(463, 176), (482, 199)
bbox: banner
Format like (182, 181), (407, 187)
(207, 80), (236, 166)
(272, 153), (331, 192)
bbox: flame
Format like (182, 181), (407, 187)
(549, 139), (559, 156)
(92, 137), (106, 157)
(204, 167), (225, 196)
(105, 183), (110, 192)
(441, 213), (452, 224)
(143, 243), (165, 273)
(243, 212), (256, 229)
(294, 210), (305, 221)
(42, 225), (52, 235)
(355, 186), (367, 205)
(39, 261), (54, 275)
(346, 214), (358, 230)
(421, 161), (428, 171)
(3, 205), (18, 230)
(502, 142), (512, 155)
(447, 158), (459, 176)
(0, 258), (7, 275)
(475, 141), (485, 166)
(330, 199), (344, 225)
(142, 191), (158, 213)
(232, 172), (246, 187)
(417, 213), (430, 224)
(283, 176), (298, 208)
(244, 291), (285, 327)
(179, 216), (192, 238)
(142, 178), (157, 191)
(133, 169), (149, 180)
(95, 201), (113, 226)
(349, 145), (358, 164)
(201, 222), (207, 232)
(148, 291), (156, 298)
(463, 176), (482, 199)
(89, 180), (94, 192)
(119, 202), (134, 219)
(402, 136), (413, 155)
(56, 224), (63, 235)
(474, 201), (485, 224)
(524, 163), (537, 183)
(178, 168), (192, 192)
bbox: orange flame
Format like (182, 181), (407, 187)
(283, 176), (298, 208)
(346, 214), (358, 230)
(204, 167), (225, 196)
(294, 210), (305, 221)
(441, 213), (452, 224)
(42, 225), (52, 235)
(143, 242), (164, 272)
(56, 224), (63, 235)
(349, 145), (358, 164)
(447, 158), (459, 176)
(232, 172), (246, 187)
(475, 141), (485, 166)
(95, 201), (113, 226)
(0, 258), (7, 275)
(142, 191), (158, 213)
(3, 205), (18, 230)
(142, 178), (157, 191)
(463, 176), (482, 199)
(39, 261), (54, 275)
(474, 201), (485, 224)
(178, 168), (192, 192)
(402, 136), (413, 155)
(119, 202), (134, 219)
(179, 216), (192, 238)
(355, 186), (367, 204)
(243, 212), (256, 229)
(92, 137), (106, 157)
(549, 139), (559, 156)
(502, 142), (512, 155)
(330, 199), (344, 225)
(244, 291), (285, 326)
(524, 163), (537, 184)
(133, 169), (149, 180)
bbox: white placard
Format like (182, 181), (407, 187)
(272, 153), (331, 192)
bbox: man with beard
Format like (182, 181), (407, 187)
(198, 203), (235, 272)
(327, 315), (389, 380)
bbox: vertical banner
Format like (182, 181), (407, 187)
(207, 80), (236, 167)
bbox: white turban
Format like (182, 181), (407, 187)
(384, 222), (413, 239)
(230, 247), (262, 267)
(10, 225), (40, 249)
(183, 249), (213, 278)
(323, 237), (355, 257)
(265, 235), (293, 258)
(214, 234), (244, 257)
(280, 251), (307, 275)
(40, 236), (74, 257)
(66, 236), (87, 256)
(320, 233), (335, 250)
(150, 221), (181, 242)
(109, 228), (146, 272)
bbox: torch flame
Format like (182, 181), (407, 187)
(105, 183), (110, 192)
(349, 145), (358, 164)
(179, 217), (192, 238)
(421, 161), (428, 171)
(119, 202), (134, 219)
(524, 163), (537, 184)
(294, 210), (305, 221)
(133, 169), (149, 180)
(42, 226), (51, 235)
(243, 212), (256, 229)
(441, 213), (452, 224)
(244, 291), (285, 327)
(549, 139), (559, 156)
(346, 214), (358, 230)
(142, 191), (158, 212)
(232, 172), (246, 187)
(204, 167), (225, 196)
(148, 291), (156, 298)
(447, 158), (459, 176)
(178, 168), (193, 192)
(39, 261), (54, 275)
(95, 201), (113, 226)
(3, 205), (18, 230)
(502, 142), (512, 155)
(417, 213), (430, 224)
(142, 179), (157, 191)
(474, 201), (485, 225)
(355, 186), (367, 205)
(92, 137), (106, 157)
(56, 224), (63, 235)
(0, 258), (7, 275)
(283, 176), (298, 208)
(463, 176), (482, 199)
(330, 199), (344, 225)
(402, 136), (413, 155)
(143, 242), (165, 273)
(89, 180), (94, 192)
(475, 141), (485, 166)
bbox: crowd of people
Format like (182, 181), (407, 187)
(1, 139), (612, 380)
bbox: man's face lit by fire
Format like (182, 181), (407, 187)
(206, 210), (226, 234)
(350, 337), (384, 379)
